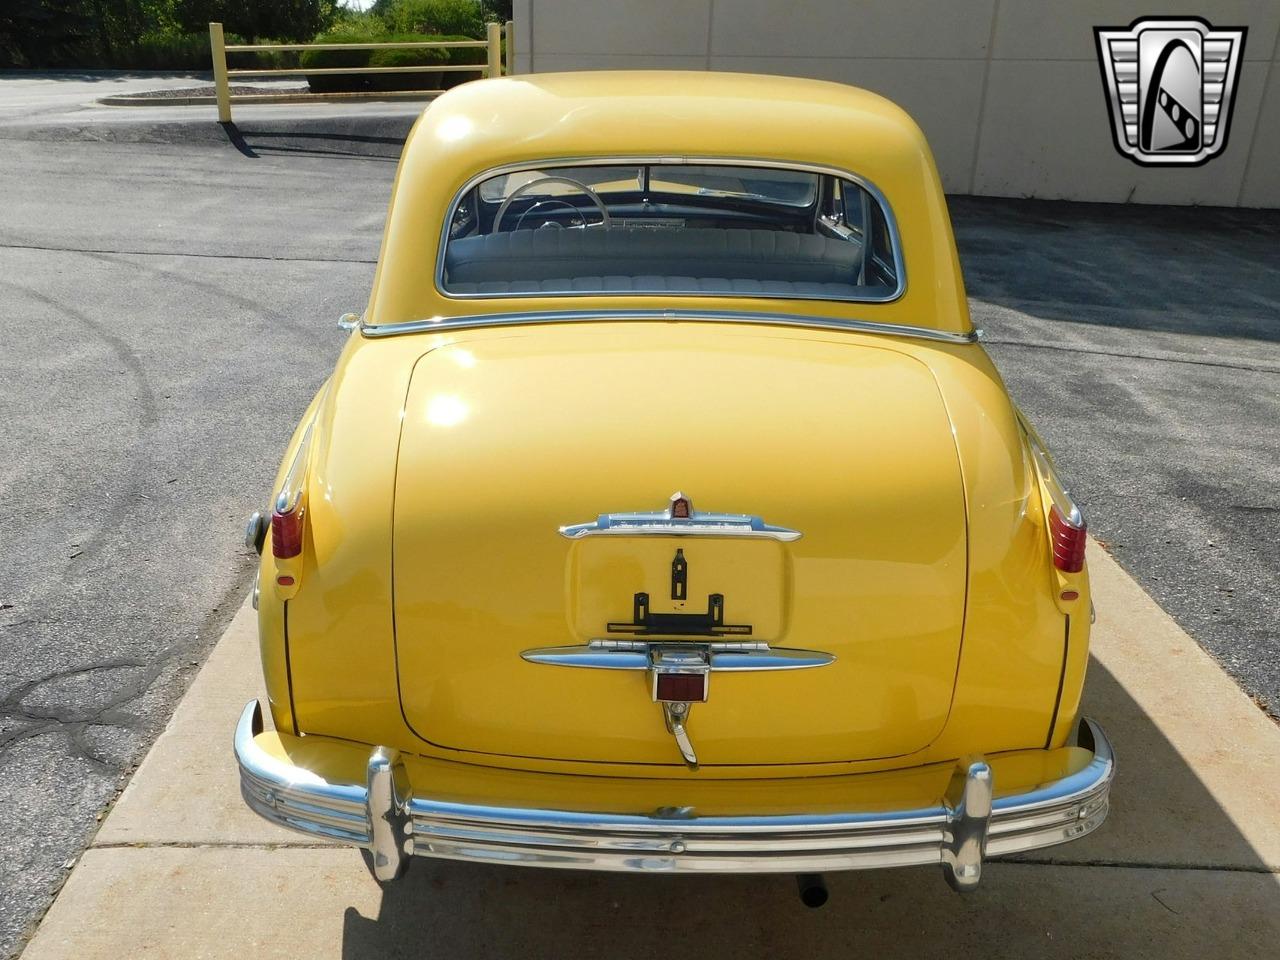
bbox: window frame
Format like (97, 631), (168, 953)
(434, 156), (907, 305)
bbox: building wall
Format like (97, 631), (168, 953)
(509, 0), (1280, 207)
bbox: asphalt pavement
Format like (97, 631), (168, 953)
(0, 119), (396, 959)
(956, 198), (1280, 717)
(22, 546), (1280, 960)
(0, 92), (1277, 958)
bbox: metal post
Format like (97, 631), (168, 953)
(209, 22), (232, 123)
(486, 22), (502, 78)
(504, 19), (515, 75)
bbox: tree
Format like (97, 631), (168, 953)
(176, 0), (337, 42)
(371, 0), (483, 38)
(0, 0), (97, 67)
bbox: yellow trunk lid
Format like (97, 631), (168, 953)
(391, 325), (966, 766)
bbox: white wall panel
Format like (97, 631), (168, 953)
(514, 0), (1280, 207)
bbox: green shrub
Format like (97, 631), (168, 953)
(227, 37), (302, 72)
(437, 33), (485, 90)
(366, 42), (449, 92)
(301, 31), (450, 93)
(123, 29), (248, 70)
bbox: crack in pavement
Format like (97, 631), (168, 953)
(0, 659), (159, 725)
(1011, 856), (1280, 875)
(983, 337), (1280, 375)
(0, 659), (160, 778)
(0, 563), (257, 769)
(78, 251), (315, 334)
(1, 281), (158, 575)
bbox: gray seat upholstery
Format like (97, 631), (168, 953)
(443, 227), (863, 288)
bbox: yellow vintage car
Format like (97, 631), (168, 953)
(235, 71), (1111, 901)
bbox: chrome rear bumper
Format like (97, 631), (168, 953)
(235, 701), (1113, 890)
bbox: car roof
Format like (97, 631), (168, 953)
(367, 72), (970, 336)
(415, 72), (929, 179)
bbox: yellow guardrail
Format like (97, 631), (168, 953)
(208, 20), (513, 123)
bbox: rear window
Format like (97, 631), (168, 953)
(440, 161), (902, 302)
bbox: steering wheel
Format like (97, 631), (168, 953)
(493, 176), (611, 233)
(513, 198), (588, 232)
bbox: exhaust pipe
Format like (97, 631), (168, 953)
(796, 873), (829, 908)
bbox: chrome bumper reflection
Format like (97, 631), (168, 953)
(234, 701), (1113, 889)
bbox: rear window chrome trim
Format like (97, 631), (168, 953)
(433, 155), (908, 305)
(360, 308), (978, 344)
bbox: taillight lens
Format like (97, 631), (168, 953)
(271, 505), (304, 559)
(1018, 409), (1087, 576)
(271, 423), (313, 561)
(1048, 504), (1087, 573)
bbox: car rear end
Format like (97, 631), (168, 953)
(235, 72), (1110, 892)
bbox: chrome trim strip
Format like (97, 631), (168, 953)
(520, 643), (836, 672)
(1015, 406), (1086, 528)
(362, 307), (977, 343)
(235, 701), (1114, 883)
(274, 422), (313, 515)
(433, 155), (908, 305)
(559, 501), (803, 542)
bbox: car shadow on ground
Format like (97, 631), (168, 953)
(950, 196), (1280, 345)
(337, 659), (1279, 959)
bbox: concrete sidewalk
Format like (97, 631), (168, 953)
(18, 543), (1280, 959)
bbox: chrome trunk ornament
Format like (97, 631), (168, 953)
(662, 702), (699, 768)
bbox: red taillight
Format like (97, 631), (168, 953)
(271, 507), (304, 559)
(1049, 505), (1086, 573)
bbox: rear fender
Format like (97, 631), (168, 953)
(921, 346), (1082, 758)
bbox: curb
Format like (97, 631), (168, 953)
(97, 91), (439, 107)
(0, 113), (419, 151)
